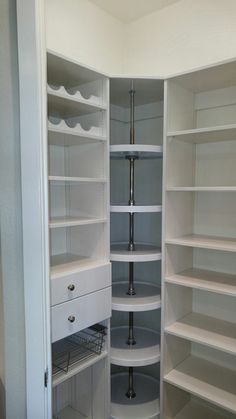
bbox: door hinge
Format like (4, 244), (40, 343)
(44, 368), (48, 388)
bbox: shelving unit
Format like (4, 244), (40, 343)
(110, 79), (163, 418)
(162, 61), (236, 418)
(47, 50), (111, 418)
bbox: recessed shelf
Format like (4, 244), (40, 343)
(49, 216), (107, 228)
(49, 175), (106, 184)
(50, 253), (107, 279)
(110, 144), (163, 160)
(165, 312), (236, 355)
(47, 85), (106, 118)
(110, 243), (162, 262)
(111, 373), (160, 419)
(48, 121), (106, 145)
(166, 234), (236, 252)
(165, 268), (236, 297)
(110, 205), (162, 213)
(111, 326), (160, 367)
(167, 399), (234, 419)
(164, 355), (236, 414)
(112, 282), (161, 312)
(167, 124), (236, 144)
(166, 186), (236, 191)
(53, 405), (87, 419)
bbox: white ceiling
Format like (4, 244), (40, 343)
(90, 0), (181, 23)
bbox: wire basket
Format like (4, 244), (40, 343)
(52, 324), (107, 375)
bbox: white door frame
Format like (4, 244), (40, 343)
(16, 0), (52, 417)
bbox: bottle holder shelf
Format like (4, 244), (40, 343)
(47, 84), (103, 108)
(48, 118), (105, 139)
(52, 324), (107, 375)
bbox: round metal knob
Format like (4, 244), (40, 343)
(68, 315), (75, 323)
(68, 284), (75, 291)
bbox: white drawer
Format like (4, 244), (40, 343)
(51, 262), (111, 306)
(51, 286), (111, 342)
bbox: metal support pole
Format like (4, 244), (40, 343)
(126, 367), (136, 399)
(127, 312), (136, 345)
(127, 262), (135, 295)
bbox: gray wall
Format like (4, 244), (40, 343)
(0, 0), (26, 418)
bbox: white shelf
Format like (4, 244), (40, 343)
(111, 326), (160, 367)
(111, 373), (160, 419)
(49, 175), (106, 184)
(167, 124), (236, 144)
(112, 282), (161, 312)
(52, 350), (108, 388)
(110, 144), (163, 159)
(53, 405), (87, 419)
(47, 85), (106, 117)
(50, 253), (107, 279)
(165, 268), (236, 297)
(166, 186), (236, 191)
(166, 234), (236, 252)
(110, 205), (162, 213)
(48, 121), (106, 145)
(165, 312), (236, 355)
(49, 216), (106, 228)
(167, 399), (234, 419)
(111, 243), (162, 262)
(164, 355), (236, 414)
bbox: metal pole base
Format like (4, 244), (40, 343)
(126, 367), (136, 399)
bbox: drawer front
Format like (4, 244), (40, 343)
(51, 263), (111, 306)
(51, 286), (111, 342)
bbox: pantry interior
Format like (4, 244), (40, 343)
(2, 1), (236, 419)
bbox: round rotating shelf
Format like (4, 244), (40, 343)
(110, 144), (163, 160)
(111, 373), (160, 419)
(111, 326), (160, 367)
(110, 204), (162, 213)
(112, 281), (161, 312)
(110, 243), (161, 262)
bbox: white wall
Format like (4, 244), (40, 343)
(46, 0), (125, 75)
(125, 0), (236, 77)
(0, 0), (26, 418)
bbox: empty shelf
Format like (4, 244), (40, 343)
(165, 268), (236, 297)
(167, 399), (234, 419)
(53, 406), (87, 419)
(167, 124), (236, 144)
(111, 326), (160, 367)
(110, 204), (162, 213)
(164, 355), (236, 413)
(111, 373), (160, 419)
(166, 186), (236, 191)
(165, 312), (236, 355)
(111, 243), (162, 262)
(166, 234), (236, 252)
(112, 282), (161, 312)
(49, 176), (106, 184)
(49, 216), (106, 228)
(110, 144), (163, 159)
(50, 253), (107, 279)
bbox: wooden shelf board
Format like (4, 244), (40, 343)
(49, 216), (106, 228)
(166, 186), (236, 191)
(167, 399), (234, 419)
(165, 268), (236, 297)
(48, 126), (106, 145)
(110, 204), (162, 213)
(111, 243), (162, 262)
(112, 281), (161, 312)
(166, 234), (236, 252)
(164, 355), (236, 413)
(110, 144), (163, 160)
(165, 312), (236, 355)
(52, 350), (108, 388)
(49, 175), (106, 184)
(167, 124), (236, 144)
(50, 253), (107, 279)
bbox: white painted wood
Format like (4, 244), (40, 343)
(48, 124), (106, 144)
(49, 176), (107, 183)
(167, 398), (235, 419)
(165, 312), (236, 355)
(112, 282), (161, 312)
(53, 405), (86, 419)
(167, 187), (236, 191)
(111, 243), (161, 262)
(51, 262), (111, 305)
(49, 216), (107, 228)
(164, 355), (236, 414)
(167, 124), (236, 143)
(47, 87), (106, 114)
(50, 254), (107, 278)
(111, 327), (160, 367)
(111, 373), (160, 419)
(110, 144), (163, 159)
(51, 287), (111, 342)
(166, 234), (236, 252)
(110, 205), (162, 213)
(165, 268), (236, 297)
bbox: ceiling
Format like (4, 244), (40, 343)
(90, 0), (181, 23)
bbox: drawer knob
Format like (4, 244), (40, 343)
(68, 315), (76, 323)
(68, 284), (75, 291)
